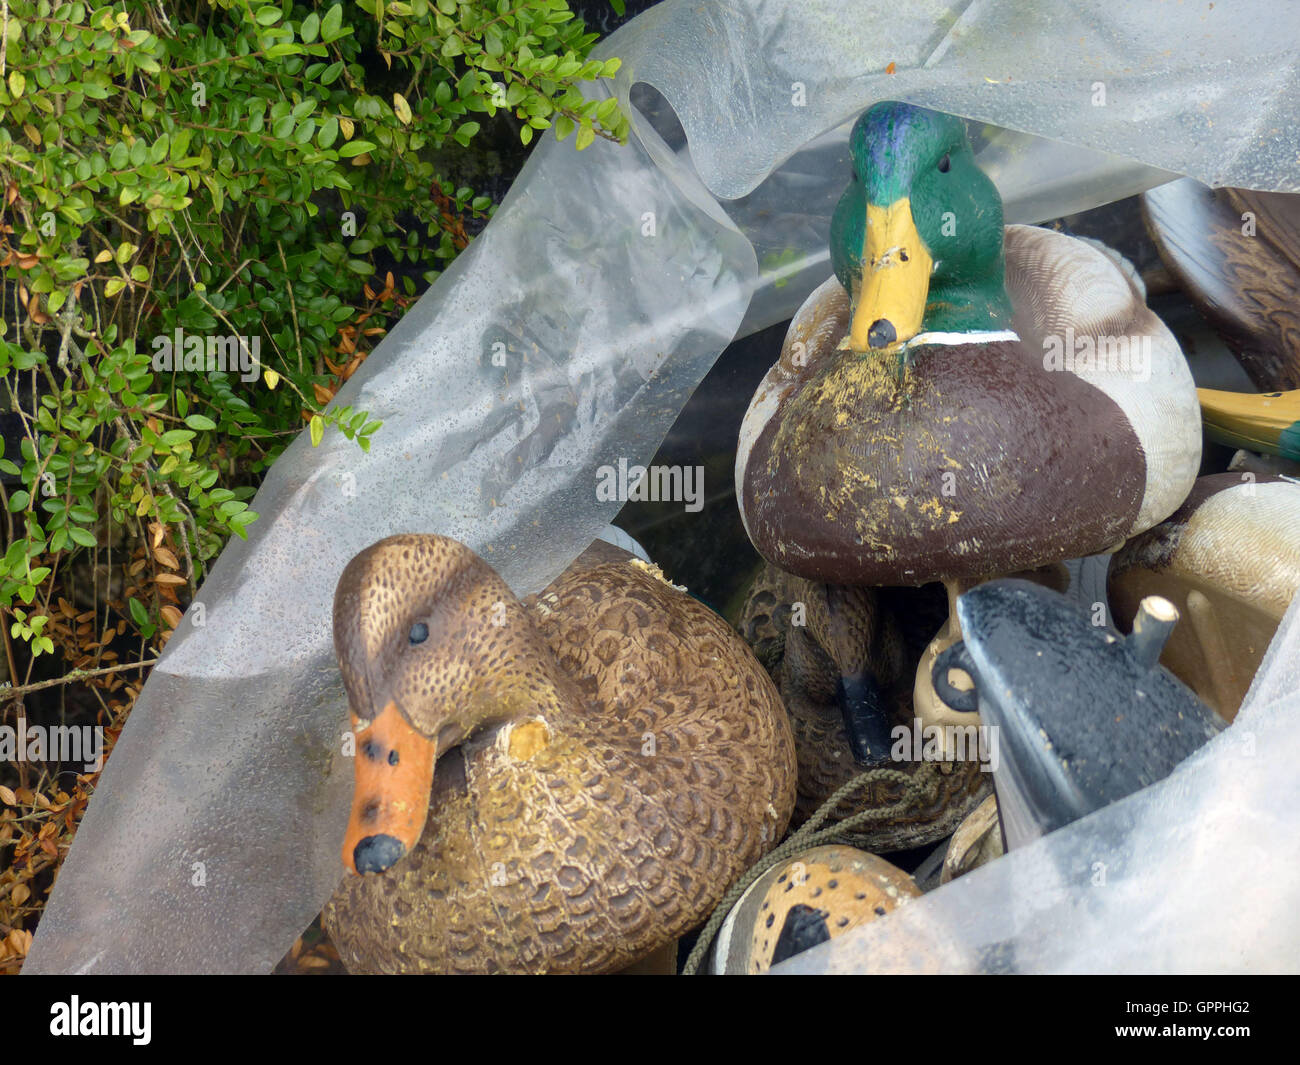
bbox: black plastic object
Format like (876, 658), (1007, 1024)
(835, 672), (896, 765)
(772, 904), (832, 965)
(931, 579), (1226, 849)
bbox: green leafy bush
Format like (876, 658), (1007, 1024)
(0, 0), (627, 652)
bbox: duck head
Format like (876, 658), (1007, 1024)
(334, 534), (555, 875)
(830, 101), (1014, 351)
(793, 584), (905, 765)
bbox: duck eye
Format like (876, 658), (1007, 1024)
(937, 153), (951, 173)
(408, 621), (429, 645)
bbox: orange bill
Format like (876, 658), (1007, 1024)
(342, 699), (438, 875)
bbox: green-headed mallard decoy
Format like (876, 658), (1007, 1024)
(1109, 472), (1300, 721)
(735, 100), (1201, 846)
(322, 535), (797, 973)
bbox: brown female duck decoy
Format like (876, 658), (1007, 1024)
(322, 535), (797, 974)
(734, 101), (1200, 847)
(736, 565), (994, 847)
(1142, 179), (1300, 392)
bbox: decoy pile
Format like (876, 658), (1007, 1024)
(313, 100), (1299, 974)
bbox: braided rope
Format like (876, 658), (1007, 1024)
(682, 764), (936, 975)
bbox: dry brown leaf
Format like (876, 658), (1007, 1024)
(11, 883), (30, 906)
(0, 786), (16, 806)
(153, 546), (180, 570)
(154, 573), (187, 586)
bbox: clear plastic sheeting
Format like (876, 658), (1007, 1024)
(627, 0), (1300, 202)
(775, 592), (1300, 974)
(26, 0), (1300, 973)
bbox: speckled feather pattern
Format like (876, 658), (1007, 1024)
(324, 538), (796, 974)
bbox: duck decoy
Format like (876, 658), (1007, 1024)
(710, 845), (920, 974)
(735, 563), (995, 849)
(1197, 387), (1300, 462)
(322, 534), (797, 973)
(734, 101), (1201, 843)
(930, 580), (1226, 850)
(941, 792), (1003, 884)
(1108, 472), (1300, 721)
(1142, 178), (1300, 392)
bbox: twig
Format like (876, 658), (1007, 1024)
(0, 658), (157, 700)
(277, 242), (303, 375)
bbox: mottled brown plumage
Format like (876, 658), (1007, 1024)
(323, 535), (797, 974)
(737, 562), (989, 850)
(1143, 180), (1300, 391)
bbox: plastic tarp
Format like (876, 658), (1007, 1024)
(775, 588), (1300, 974)
(25, 0), (1300, 973)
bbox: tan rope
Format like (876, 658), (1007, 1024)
(682, 765), (929, 975)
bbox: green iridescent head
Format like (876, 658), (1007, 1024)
(829, 101), (1014, 350)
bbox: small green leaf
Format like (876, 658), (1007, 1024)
(321, 4), (344, 41)
(128, 596), (149, 625)
(185, 414), (217, 431)
(337, 139), (375, 158)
